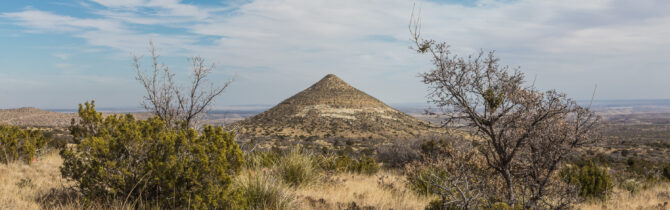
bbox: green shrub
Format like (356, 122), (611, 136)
(619, 179), (640, 194)
(405, 164), (449, 196)
(246, 150), (281, 169)
(0, 125), (47, 164)
(60, 101), (244, 209)
(560, 162), (613, 200)
(274, 148), (320, 187)
(351, 155), (380, 175)
(232, 171), (297, 209)
(333, 154), (353, 172)
(317, 154), (380, 175)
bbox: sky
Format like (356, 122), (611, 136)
(1, 0), (669, 109)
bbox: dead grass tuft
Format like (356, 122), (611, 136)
(576, 182), (670, 210)
(295, 171), (434, 209)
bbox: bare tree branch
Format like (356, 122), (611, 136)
(134, 42), (235, 128)
(410, 8), (600, 209)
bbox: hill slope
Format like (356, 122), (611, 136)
(235, 74), (438, 139)
(0, 107), (152, 128)
(0, 107), (77, 127)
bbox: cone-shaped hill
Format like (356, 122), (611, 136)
(235, 74), (439, 139)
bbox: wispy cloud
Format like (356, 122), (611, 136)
(52, 53), (71, 60)
(1, 9), (125, 33)
(1, 0), (670, 108)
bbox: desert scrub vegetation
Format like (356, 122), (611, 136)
(295, 170), (434, 209)
(232, 168), (298, 209)
(560, 162), (614, 201)
(244, 147), (381, 186)
(568, 152), (670, 193)
(405, 138), (496, 209)
(0, 124), (47, 164)
(236, 147), (407, 209)
(60, 101), (244, 209)
(273, 148), (322, 186)
(318, 153), (380, 175)
(409, 9), (602, 208)
(575, 182), (670, 210)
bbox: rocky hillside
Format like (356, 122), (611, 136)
(234, 74), (440, 139)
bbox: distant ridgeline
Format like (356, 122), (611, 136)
(233, 74), (441, 140)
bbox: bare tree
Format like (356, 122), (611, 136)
(409, 10), (599, 209)
(134, 42), (234, 128)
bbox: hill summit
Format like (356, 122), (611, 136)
(235, 74), (436, 139)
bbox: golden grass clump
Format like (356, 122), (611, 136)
(295, 171), (434, 209)
(233, 170), (298, 209)
(273, 149), (322, 187)
(576, 182), (670, 210)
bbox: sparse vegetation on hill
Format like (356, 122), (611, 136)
(560, 162), (614, 201)
(0, 107), (76, 128)
(235, 74), (442, 140)
(0, 107), (153, 128)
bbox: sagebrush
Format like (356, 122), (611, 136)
(60, 101), (244, 209)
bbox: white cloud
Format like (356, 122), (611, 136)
(91, 0), (211, 20)
(89, 0), (147, 8)
(52, 53), (71, 60)
(1, 10), (125, 33)
(2, 0), (670, 108)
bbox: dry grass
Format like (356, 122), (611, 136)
(0, 151), (430, 210)
(0, 151), (136, 210)
(576, 183), (670, 210)
(2, 151), (668, 209)
(295, 171), (434, 209)
(0, 151), (71, 209)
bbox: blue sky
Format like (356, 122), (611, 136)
(1, 0), (670, 109)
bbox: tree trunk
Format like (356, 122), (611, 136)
(502, 168), (515, 205)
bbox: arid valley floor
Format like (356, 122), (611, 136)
(1, 99), (670, 209)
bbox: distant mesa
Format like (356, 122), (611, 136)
(234, 74), (440, 139)
(0, 107), (151, 128)
(11, 107), (49, 113)
(0, 107), (75, 128)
